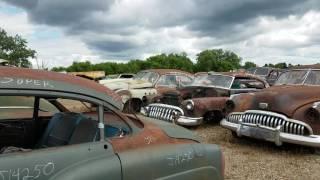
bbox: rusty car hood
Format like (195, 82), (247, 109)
(247, 85), (320, 117)
(177, 86), (221, 99)
(100, 79), (153, 90)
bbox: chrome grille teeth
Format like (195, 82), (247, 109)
(228, 112), (310, 136)
(146, 105), (184, 122)
(284, 121), (287, 132)
(256, 115), (260, 125)
(251, 114), (255, 124)
(262, 115), (267, 126)
(270, 117), (274, 127)
(263, 116), (268, 126)
(289, 123), (293, 134)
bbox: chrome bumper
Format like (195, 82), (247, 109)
(221, 119), (320, 148)
(176, 116), (203, 126)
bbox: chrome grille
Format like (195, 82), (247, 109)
(226, 111), (311, 136)
(146, 104), (184, 122)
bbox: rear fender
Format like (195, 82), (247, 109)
(118, 143), (223, 180)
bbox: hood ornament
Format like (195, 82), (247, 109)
(259, 102), (269, 110)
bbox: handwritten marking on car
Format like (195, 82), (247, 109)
(0, 77), (54, 88)
(144, 136), (154, 144)
(167, 151), (194, 167)
(0, 162), (55, 180)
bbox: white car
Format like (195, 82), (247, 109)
(100, 69), (194, 112)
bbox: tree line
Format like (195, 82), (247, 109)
(51, 49), (244, 74)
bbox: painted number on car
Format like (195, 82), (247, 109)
(0, 162), (55, 180)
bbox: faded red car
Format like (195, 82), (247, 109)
(142, 72), (268, 126)
(221, 68), (320, 148)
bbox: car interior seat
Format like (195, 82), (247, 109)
(36, 112), (98, 148)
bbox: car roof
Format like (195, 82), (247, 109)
(143, 69), (193, 76)
(219, 72), (268, 85)
(291, 64), (320, 69)
(0, 67), (122, 109)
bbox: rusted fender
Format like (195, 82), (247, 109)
(184, 97), (229, 117)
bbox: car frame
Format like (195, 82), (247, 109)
(221, 68), (320, 148)
(0, 67), (223, 180)
(142, 72), (269, 126)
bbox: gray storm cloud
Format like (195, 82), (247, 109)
(4, 0), (320, 62)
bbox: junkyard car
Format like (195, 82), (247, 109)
(142, 72), (268, 126)
(0, 67), (224, 180)
(221, 68), (320, 148)
(100, 69), (194, 112)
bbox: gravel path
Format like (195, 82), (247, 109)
(191, 124), (320, 180)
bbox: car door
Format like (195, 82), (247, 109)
(0, 139), (121, 180)
(0, 96), (122, 180)
(117, 143), (223, 180)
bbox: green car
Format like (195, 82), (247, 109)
(0, 67), (224, 180)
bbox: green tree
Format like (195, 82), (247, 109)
(67, 61), (93, 72)
(243, 61), (257, 69)
(264, 62), (288, 69)
(146, 53), (194, 72)
(51, 66), (67, 72)
(195, 49), (242, 72)
(0, 28), (36, 67)
(274, 62), (287, 69)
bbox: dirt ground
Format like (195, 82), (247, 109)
(191, 124), (320, 180)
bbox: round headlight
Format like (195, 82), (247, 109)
(185, 100), (194, 111)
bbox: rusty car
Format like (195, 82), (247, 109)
(221, 68), (320, 148)
(99, 69), (194, 112)
(0, 67), (224, 180)
(141, 72), (269, 126)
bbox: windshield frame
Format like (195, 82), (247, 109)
(187, 74), (235, 90)
(274, 69), (320, 86)
(133, 71), (160, 85)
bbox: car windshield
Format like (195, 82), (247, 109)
(133, 71), (159, 84)
(189, 74), (233, 88)
(254, 68), (269, 76)
(275, 70), (308, 85)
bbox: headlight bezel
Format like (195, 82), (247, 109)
(184, 100), (194, 111)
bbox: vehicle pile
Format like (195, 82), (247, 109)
(1, 65), (319, 179)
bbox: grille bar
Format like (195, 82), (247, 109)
(226, 111), (311, 136)
(145, 104), (184, 122)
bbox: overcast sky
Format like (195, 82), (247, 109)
(1, 0), (320, 68)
